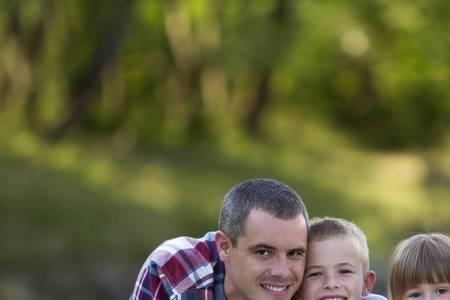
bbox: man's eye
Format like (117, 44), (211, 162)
(436, 288), (449, 295)
(288, 250), (304, 258)
(255, 249), (270, 256)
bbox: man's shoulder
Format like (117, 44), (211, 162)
(129, 232), (223, 299)
(147, 231), (220, 293)
(151, 231), (218, 266)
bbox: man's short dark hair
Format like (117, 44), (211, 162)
(218, 178), (309, 246)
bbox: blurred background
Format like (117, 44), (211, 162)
(1, 0), (449, 299)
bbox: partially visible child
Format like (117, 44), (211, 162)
(299, 217), (381, 300)
(388, 232), (450, 300)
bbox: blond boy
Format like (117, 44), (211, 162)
(299, 217), (380, 300)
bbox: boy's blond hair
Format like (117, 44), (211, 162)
(388, 233), (450, 300)
(308, 217), (370, 272)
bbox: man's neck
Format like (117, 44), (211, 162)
(223, 272), (249, 300)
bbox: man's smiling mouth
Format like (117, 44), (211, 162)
(261, 284), (289, 292)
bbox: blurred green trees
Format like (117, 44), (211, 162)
(1, 0), (449, 147)
(1, 1), (449, 298)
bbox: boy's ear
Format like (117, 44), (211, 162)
(362, 271), (377, 296)
(215, 231), (232, 262)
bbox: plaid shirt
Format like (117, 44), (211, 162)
(130, 232), (226, 300)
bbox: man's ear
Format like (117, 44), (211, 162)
(362, 271), (377, 296)
(215, 231), (232, 262)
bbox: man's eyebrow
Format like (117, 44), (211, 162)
(248, 244), (276, 251)
(289, 246), (306, 254)
(248, 244), (306, 253)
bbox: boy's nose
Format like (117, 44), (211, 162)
(423, 291), (435, 300)
(324, 274), (339, 289)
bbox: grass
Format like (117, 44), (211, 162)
(0, 108), (449, 299)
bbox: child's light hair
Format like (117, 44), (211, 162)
(388, 233), (450, 300)
(308, 217), (370, 273)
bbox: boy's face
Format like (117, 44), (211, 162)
(402, 282), (450, 300)
(300, 237), (375, 300)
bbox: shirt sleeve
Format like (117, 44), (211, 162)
(129, 259), (171, 300)
(363, 293), (388, 300)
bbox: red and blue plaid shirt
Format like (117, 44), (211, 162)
(130, 232), (226, 300)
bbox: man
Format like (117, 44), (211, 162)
(130, 178), (309, 300)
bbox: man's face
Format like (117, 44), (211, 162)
(216, 209), (308, 300)
(300, 238), (374, 300)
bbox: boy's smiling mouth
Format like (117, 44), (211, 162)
(319, 296), (348, 300)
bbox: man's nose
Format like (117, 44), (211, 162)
(270, 256), (290, 277)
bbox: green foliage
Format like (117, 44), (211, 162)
(1, 0), (449, 147)
(1, 1), (450, 298)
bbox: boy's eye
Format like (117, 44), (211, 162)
(407, 292), (421, 298)
(339, 269), (354, 274)
(306, 272), (321, 278)
(436, 288), (448, 295)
